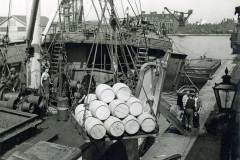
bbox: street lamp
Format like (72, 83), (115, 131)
(213, 68), (237, 113)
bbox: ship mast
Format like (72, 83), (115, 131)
(26, 0), (41, 89)
(108, 0), (119, 83)
(79, 0), (84, 24)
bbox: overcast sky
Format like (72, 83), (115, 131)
(0, 0), (239, 23)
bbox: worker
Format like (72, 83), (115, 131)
(182, 91), (190, 107)
(41, 67), (50, 103)
(184, 94), (195, 130)
(193, 93), (201, 128)
(72, 81), (85, 108)
(81, 70), (96, 94)
(7, 67), (20, 92)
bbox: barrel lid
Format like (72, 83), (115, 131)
(99, 89), (115, 103)
(141, 118), (156, 133)
(89, 124), (106, 140)
(109, 121), (125, 137)
(124, 119), (140, 135)
(113, 103), (129, 119)
(95, 106), (110, 120)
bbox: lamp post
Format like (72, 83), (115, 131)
(213, 68), (237, 114)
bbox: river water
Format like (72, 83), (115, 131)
(170, 35), (233, 60)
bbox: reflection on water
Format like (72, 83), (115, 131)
(170, 35), (233, 60)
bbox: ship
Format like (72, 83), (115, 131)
(0, 0), (191, 160)
(180, 56), (221, 88)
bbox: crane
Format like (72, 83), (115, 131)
(164, 7), (193, 27)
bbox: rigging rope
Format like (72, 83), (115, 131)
(184, 71), (199, 92)
(127, 0), (138, 17)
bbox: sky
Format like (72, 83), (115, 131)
(0, 0), (239, 23)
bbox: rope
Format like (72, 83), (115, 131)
(184, 71), (200, 92)
(133, 0), (140, 15)
(127, 0), (138, 17)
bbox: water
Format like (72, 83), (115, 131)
(170, 35), (233, 60)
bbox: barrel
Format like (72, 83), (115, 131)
(75, 104), (86, 115)
(27, 95), (42, 105)
(122, 115), (140, 135)
(19, 102), (34, 113)
(75, 110), (93, 125)
(57, 97), (69, 108)
(85, 117), (106, 140)
(127, 97), (143, 116)
(84, 94), (97, 104)
(109, 99), (129, 119)
(112, 83), (131, 101)
(104, 116), (125, 137)
(138, 113), (156, 133)
(3, 92), (20, 101)
(89, 100), (110, 120)
(95, 84), (115, 103)
(0, 99), (16, 109)
(57, 107), (69, 121)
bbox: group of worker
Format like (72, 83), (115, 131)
(180, 91), (201, 130)
(40, 66), (96, 108)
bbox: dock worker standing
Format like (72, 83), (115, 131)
(193, 93), (201, 128)
(7, 67), (20, 92)
(182, 91), (190, 107)
(81, 70), (96, 94)
(184, 94), (195, 130)
(41, 67), (50, 103)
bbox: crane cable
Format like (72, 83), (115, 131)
(1, 0), (12, 76)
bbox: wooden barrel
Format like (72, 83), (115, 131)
(89, 100), (110, 120)
(75, 104), (86, 115)
(57, 97), (69, 108)
(85, 117), (106, 140)
(138, 113), (156, 133)
(122, 115), (140, 135)
(75, 110), (93, 125)
(95, 84), (115, 103)
(84, 94), (97, 104)
(27, 95), (42, 105)
(127, 97), (143, 116)
(104, 116), (125, 137)
(0, 99), (16, 109)
(3, 92), (20, 101)
(57, 107), (69, 121)
(109, 99), (129, 119)
(112, 83), (131, 101)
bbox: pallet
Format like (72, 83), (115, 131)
(70, 113), (159, 143)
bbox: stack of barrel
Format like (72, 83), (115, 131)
(74, 83), (157, 140)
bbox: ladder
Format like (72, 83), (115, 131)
(49, 42), (66, 75)
(135, 47), (148, 70)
